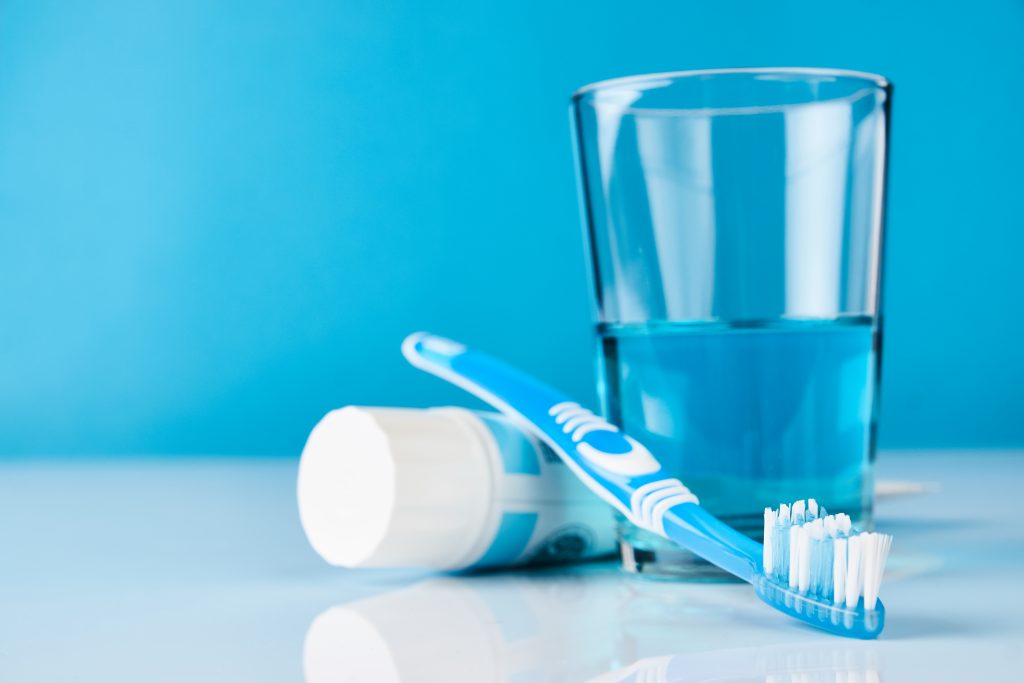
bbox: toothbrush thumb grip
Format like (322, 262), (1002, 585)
(401, 332), (650, 516)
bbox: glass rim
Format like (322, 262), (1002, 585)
(572, 67), (890, 116)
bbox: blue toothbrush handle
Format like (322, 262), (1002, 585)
(402, 332), (762, 582)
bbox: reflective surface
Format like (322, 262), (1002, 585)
(2, 451), (1022, 681)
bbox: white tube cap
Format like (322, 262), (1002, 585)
(297, 406), (494, 570)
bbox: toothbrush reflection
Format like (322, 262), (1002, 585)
(303, 570), (884, 683)
(586, 644), (881, 683)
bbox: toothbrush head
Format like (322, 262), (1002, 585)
(756, 499), (892, 639)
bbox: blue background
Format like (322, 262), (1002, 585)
(1, 0), (1021, 456)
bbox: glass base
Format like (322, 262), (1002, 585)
(618, 523), (743, 582)
(620, 535), (738, 582)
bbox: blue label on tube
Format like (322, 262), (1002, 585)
(469, 512), (538, 569)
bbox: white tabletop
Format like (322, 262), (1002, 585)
(2, 450), (1021, 682)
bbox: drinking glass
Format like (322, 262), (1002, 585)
(570, 68), (892, 579)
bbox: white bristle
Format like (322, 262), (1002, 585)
(797, 525), (811, 593)
(763, 503), (892, 611)
(861, 533), (880, 610)
(824, 515), (838, 538)
(845, 534), (863, 608)
(788, 525), (800, 588)
(861, 532), (893, 610)
(833, 537), (847, 604)
(763, 508), (776, 573)
(792, 499), (806, 524)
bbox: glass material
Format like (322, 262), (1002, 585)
(571, 68), (892, 579)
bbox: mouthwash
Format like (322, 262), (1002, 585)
(599, 318), (879, 578)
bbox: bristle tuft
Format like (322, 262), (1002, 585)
(763, 507), (776, 573)
(761, 501), (892, 611)
(792, 499), (806, 525)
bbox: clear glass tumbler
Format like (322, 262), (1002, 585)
(570, 68), (892, 579)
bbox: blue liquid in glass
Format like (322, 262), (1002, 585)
(599, 318), (879, 575)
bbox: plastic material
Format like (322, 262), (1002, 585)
(297, 406), (615, 571)
(402, 332), (888, 638)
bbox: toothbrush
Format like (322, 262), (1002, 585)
(402, 332), (893, 639)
